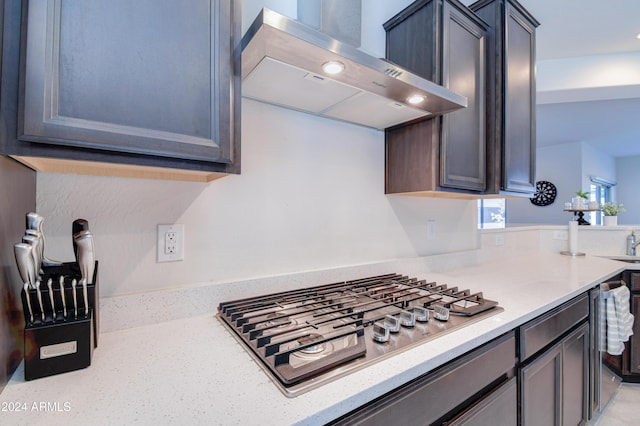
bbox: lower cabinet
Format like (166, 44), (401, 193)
(328, 292), (595, 426)
(630, 294), (640, 374)
(627, 272), (640, 375)
(519, 323), (589, 426)
(448, 376), (517, 425)
(327, 332), (516, 426)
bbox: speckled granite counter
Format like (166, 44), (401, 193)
(0, 253), (628, 426)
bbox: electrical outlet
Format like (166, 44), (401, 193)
(495, 234), (505, 246)
(553, 230), (568, 240)
(165, 231), (177, 254)
(157, 224), (184, 262)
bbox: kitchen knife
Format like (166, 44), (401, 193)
(81, 278), (88, 317)
(22, 234), (42, 278)
(23, 283), (34, 324)
(35, 279), (45, 322)
(14, 243), (31, 287)
(26, 211), (39, 230)
(47, 278), (55, 322)
(14, 243), (36, 290)
(59, 276), (67, 319)
(71, 278), (78, 319)
(72, 219), (89, 263)
(74, 231), (95, 284)
(26, 212), (62, 267)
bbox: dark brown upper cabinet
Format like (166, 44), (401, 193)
(384, 0), (538, 197)
(384, 0), (489, 196)
(470, 0), (539, 195)
(0, 0), (240, 182)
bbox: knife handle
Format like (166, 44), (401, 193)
(35, 280), (45, 322)
(82, 279), (89, 317)
(59, 276), (67, 319)
(47, 278), (55, 322)
(72, 219), (89, 262)
(71, 279), (78, 319)
(23, 283), (34, 324)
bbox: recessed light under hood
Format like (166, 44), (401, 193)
(241, 8), (467, 130)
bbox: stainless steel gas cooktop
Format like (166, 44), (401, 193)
(217, 273), (503, 397)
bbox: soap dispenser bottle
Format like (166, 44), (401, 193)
(627, 231), (636, 256)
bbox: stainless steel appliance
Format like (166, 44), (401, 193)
(217, 273), (502, 397)
(241, 9), (467, 130)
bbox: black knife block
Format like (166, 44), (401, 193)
(23, 310), (94, 381)
(21, 261), (99, 381)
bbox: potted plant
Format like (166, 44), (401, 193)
(572, 190), (590, 210)
(601, 202), (625, 226)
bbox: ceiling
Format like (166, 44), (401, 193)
(520, 0), (640, 61)
(463, 0), (640, 158)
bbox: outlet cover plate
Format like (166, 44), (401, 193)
(157, 224), (184, 262)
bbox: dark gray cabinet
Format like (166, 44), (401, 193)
(519, 294), (590, 425)
(327, 289), (598, 425)
(469, 0), (539, 195)
(384, 0), (489, 195)
(328, 332), (516, 425)
(631, 294), (640, 374)
(520, 323), (589, 426)
(0, 0), (240, 181)
(627, 273), (640, 375)
(520, 342), (562, 425)
(448, 376), (517, 425)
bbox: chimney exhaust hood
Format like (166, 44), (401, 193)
(241, 8), (467, 130)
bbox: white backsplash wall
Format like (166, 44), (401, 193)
(36, 100), (479, 297)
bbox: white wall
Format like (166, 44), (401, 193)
(616, 155), (640, 225)
(507, 141), (616, 225)
(37, 100), (478, 297)
(35, 1), (480, 298)
(507, 142), (582, 224)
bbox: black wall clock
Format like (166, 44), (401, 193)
(530, 181), (557, 206)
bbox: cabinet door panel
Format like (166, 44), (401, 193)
(502, 3), (536, 193)
(440, 2), (486, 191)
(630, 294), (640, 374)
(562, 323), (588, 426)
(520, 345), (561, 426)
(20, 0), (233, 163)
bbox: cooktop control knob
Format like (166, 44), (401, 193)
(399, 310), (416, 327)
(413, 306), (429, 322)
(384, 315), (401, 333)
(433, 305), (450, 322)
(372, 322), (390, 343)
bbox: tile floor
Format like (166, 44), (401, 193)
(592, 383), (640, 425)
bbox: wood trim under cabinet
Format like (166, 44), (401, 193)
(11, 156), (227, 183)
(386, 190), (524, 200)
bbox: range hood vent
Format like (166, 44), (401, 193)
(241, 8), (467, 130)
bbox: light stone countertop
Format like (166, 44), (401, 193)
(0, 253), (628, 426)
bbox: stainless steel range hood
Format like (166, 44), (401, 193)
(241, 8), (467, 130)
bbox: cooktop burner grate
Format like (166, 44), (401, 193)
(217, 273), (502, 397)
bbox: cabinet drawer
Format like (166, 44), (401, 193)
(448, 376), (517, 425)
(329, 332), (516, 426)
(519, 294), (588, 361)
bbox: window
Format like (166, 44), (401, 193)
(589, 176), (616, 225)
(478, 199), (506, 229)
